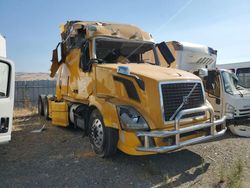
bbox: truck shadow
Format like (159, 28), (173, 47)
(111, 149), (209, 187)
(52, 123), (210, 187)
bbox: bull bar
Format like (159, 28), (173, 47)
(136, 106), (227, 153)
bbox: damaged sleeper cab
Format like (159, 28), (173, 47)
(38, 21), (226, 157)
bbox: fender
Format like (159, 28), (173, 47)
(88, 95), (120, 129)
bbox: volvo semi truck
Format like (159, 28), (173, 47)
(38, 21), (226, 157)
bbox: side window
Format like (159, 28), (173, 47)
(142, 49), (155, 64)
(213, 76), (221, 97)
(236, 68), (250, 88)
(0, 61), (10, 98)
(80, 42), (90, 71)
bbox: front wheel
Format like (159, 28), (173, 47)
(88, 109), (118, 158)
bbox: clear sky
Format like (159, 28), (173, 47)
(1, 0), (250, 72)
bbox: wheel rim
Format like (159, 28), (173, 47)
(90, 119), (104, 149)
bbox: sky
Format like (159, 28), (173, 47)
(1, 0), (250, 72)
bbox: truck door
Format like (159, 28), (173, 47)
(204, 70), (223, 119)
(0, 59), (14, 143)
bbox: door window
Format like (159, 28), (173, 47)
(0, 62), (10, 98)
(80, 42), (90, 71)
(211, 75), (220, 97)
(204, 72), (220, 98)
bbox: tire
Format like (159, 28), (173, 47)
(88, 109), (118, 158)
(38, 96), (44, 116)
(43, 96), (50, 120)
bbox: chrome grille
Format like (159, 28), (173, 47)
(160, 82), (205, 122)
(237, 108), (250, 118)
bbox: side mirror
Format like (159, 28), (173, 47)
(50, 42), (62, 78)
(198, 68), (208, 78)
(157, 42), (175, 65)
(52, 49), (58, 65)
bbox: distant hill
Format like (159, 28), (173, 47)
(15, 72), (57, 81)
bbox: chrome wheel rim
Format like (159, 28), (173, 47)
(91, 119), (104, 148)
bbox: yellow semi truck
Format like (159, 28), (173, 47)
(38, 21), (226, 157)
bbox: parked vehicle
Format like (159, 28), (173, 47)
(217, 62), (250, 89)
(0, 34), (15, 143)
(159, 41), (250, 137)
(38, 21), (226, 157)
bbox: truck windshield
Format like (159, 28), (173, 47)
(221, 71), (239, 95)
(236, 68), (250, 88)
(94, 38), (157, 64)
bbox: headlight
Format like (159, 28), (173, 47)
(117, 105), (149, 130)
(226, 103), (235, 113)
(225, 103), (235, 119)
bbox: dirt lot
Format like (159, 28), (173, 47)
(0, 115), (249, 188)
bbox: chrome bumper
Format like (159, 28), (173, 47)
(136, 106), (227, 153)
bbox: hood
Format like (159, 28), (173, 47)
(97, 63), (200, 82)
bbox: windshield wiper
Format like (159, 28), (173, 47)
(236, 86), (244, 97)
(144, 61), (155, 65)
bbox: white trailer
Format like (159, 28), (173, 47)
(0, 35), (15, 143)
(217, 62), (250, 88)
(159, 41), (250, 137)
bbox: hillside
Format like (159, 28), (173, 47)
(15, 72), (57, 81)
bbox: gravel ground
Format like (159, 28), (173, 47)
(0, 115), (249, 188)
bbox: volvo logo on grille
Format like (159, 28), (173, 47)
(183, 96), (189, 105)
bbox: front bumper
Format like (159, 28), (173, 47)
(136, 106), (227, 153)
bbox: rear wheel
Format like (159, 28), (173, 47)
(38, 95), (44, 116)
(88, 109), (118, 158)
(43, 96), (50, 120)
